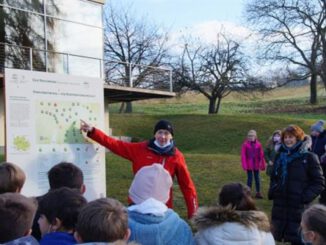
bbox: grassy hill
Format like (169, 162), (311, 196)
(106, 85), (326, 224)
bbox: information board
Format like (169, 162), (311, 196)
(5, 68), (106, 200)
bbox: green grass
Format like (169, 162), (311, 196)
(105, 113), (319, 220)
(1, 85), (324, 245)
(105, 86), (325, 245)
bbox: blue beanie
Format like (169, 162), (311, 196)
(311, 120), (325, 133)
(153, 120), (174, 135)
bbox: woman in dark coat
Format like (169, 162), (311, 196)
(268, 125), (325, 245)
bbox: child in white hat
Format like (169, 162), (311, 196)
(127, 164), (194, 245)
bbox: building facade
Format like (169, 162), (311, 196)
(0, 0), (104, 77)
(0, 0), (105, 150)
(0, 0), (174, 151)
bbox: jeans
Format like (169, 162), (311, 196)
(247, 170), (260, 193)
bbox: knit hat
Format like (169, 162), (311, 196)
(153, 120), (174, 136)
(311, 120), (325, 133)
(129, 164), (173, 204)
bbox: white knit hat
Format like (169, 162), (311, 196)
(129, 164), (173, 204)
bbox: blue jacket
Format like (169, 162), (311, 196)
(128, 209), (194, 245)
(3, 236), (39, 245)
(39, 232), (76, 245)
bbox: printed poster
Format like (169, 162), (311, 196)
(5, 68), (106, 200)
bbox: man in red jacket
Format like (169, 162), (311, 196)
(80, 119), (198, 218)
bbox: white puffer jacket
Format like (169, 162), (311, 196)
(192, 206), (275, 245)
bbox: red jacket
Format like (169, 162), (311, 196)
(88, 128), (198, 218)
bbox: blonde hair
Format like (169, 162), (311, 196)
(247, 129), (257, 137)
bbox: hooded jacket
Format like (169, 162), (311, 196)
(268, 138), (325, 244)
(192, 206), (275, 245)
(128, 209), (194, 245)
(241, 139), (266, 171)
(87, 128), (198, 218)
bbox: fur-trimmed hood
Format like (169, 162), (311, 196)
(192, 205), (271, 232)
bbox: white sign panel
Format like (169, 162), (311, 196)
(5, 68), (106, 200)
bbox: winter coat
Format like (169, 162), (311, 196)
(2, 236), (39, 245)
(39, 232), (76, 245)
(264, 139), (281, 176)
(192, 206), (275, 245)
(311, 130), (326, 159)
(128, 209), (195, 245)
(241, 139), (266, 171)
(87, 128), (198, 218)
(268, 140), (325, 244)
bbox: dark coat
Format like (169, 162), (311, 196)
(268, 142), (325, 244)
(311, 130), (326, 159)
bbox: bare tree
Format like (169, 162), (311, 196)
(173, 35), (247, 114)
(103, 4), (170, 113)
(0, 0), (59, 72)
(246, 0), (326, 104)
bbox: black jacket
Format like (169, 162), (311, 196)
(311, 130), (326, 159)
(268, 142), (325, 244)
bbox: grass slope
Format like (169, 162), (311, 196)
(106, 113), (318, 220)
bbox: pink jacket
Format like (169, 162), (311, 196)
(241, 139), (266, 171)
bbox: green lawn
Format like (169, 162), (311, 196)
(2, 85), (324, 245)
(105, 113), (320, 219)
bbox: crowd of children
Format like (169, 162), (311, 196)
(0, 119), (326, 245)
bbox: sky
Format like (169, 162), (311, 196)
(105, 0), (250, 44)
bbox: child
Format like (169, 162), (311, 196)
(241, 130), (266, 198)
(32, 161), (86, 240)
(0, 193), (38, 244)
(300, 204), (326, 245)
(38, 187), (87, 245)
(47, 161), (86, 193)
(264, 130), (282, 176)
(75, 198), (130, 244)
(192, 182), (275, 245)
(127, 164), (194, 245)
(0, 162), (26, 194)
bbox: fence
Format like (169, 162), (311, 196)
(0, 42), (173, 92)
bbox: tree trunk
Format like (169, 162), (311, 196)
(215, 97), (222, 114)
(119, 102), (125, 113)
(125, 101), (133, 113)
(310, 73), (318, 104)
(208, 97), (217, 114)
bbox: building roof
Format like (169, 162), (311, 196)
(0, 75), (175, 102)
(104, 84), (175, 103)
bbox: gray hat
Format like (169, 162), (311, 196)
(311, 120), (325, 133)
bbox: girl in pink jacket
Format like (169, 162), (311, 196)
(241, 130), (266, 199)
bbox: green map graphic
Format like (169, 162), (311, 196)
(13, 136), (30, 151)
(36, 101), (100, 144)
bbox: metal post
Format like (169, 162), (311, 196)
(129, 62), (133, 87)
(169, 68), (173, 92)
(29, 47), (33, 70)
(43, 0), (48, 72)
(66, 54), (70, 74)
(99, 59), (102, 79)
